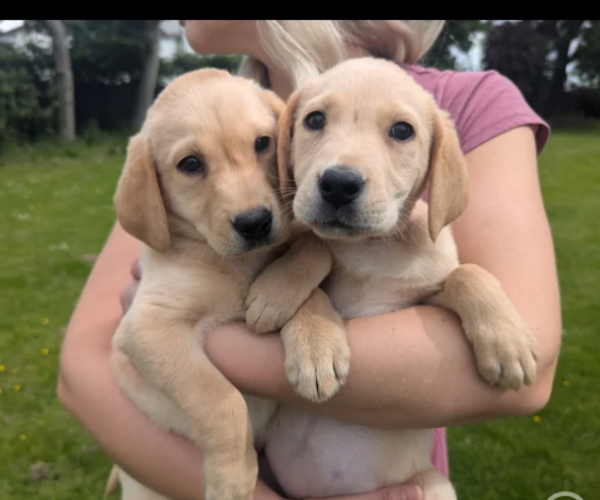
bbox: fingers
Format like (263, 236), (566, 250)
(322, 484), (422, 500)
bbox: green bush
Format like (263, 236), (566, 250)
(0, 43), (57, 149)
(159, 52), (243, 85)
(572, 86), (600, 118)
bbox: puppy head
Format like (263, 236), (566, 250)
(278, 57), (468, 242)
(114, 68), (289, 256)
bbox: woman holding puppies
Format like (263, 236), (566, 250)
(59, 21), (560, 500)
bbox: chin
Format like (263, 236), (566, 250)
(184, 21), (256, 55)
(299, 209), (396, 242)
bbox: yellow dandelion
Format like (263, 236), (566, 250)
(41, 348), (49, 356)
(533, 415), (542, 423)
(42, 318), (50, 325)
(563, 380), (570, 387)
(19, 434), (27, 441)
(13, 384), (21, 392)
(0, 365), (4, 372)
(0, 388), (3, 394)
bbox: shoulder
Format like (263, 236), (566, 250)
(399, 63), (551, 155)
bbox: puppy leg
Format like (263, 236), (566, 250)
(246, 233), (333, 334)
(116, 320), (258, 500)
(424, 263), (538, 391)
(280, 287), (350, 403)
(409, 468), (457, 500)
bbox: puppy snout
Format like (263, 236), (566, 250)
(319, 165), (365, 209)
(232, 206), (273, 241)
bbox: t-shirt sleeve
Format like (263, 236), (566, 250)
(441, 70), (550, 155)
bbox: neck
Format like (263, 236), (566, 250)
(266, 67), (294, 100)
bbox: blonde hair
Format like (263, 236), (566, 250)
(238, 21), (445, 89)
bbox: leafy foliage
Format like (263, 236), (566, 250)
(572, 21), (600, 87)
(421, 20), (487, 70)
(483, 21), (550, 112)
(24, 20), (155, 85)
(159, 52), (243, 85)
(483, 20), (600, 116)
(0, 43), (57, 148)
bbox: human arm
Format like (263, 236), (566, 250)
(57, 222), (285, 500)
(203, 124), (561, 430)
(58, 221), (422, 500)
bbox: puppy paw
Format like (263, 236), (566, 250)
(246, 280), (307, 334)
(282, 321), (350, 403)
(204, 450), (258, 500)
(469, 317), (538, 391)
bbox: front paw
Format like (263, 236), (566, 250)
(246, 281), (304, 334)
(204, 449), (258, 500)
(281, 320), (351, 403)
(469, 317), (538, 391)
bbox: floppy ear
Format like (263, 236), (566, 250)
(276, 88), (304, 202)
(113, 133), (170, 253)
(261, 88), (286, 121)
(426, 109), (469, 243)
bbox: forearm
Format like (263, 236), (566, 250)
(58, 221), (280, 500)
(58, 336), (206, 500)
(205, 303), (556, 430)
(58, 338), (279, 500)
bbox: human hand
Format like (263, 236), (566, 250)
(319, 483), (423, 500)
(119, 258), (141, 313)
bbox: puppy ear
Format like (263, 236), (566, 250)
(261, 88), (286, 120)
(276, 88), (304, 202)
(427, 109), (469, 243)
(114, 133), (170, 253)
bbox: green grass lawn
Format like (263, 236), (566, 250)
(1, 128), (599, 499)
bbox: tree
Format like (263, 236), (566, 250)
(537, 20), (586, 102)
(571, 21), (600, 87)
(483, 20), (595, 115)
(159, 52), (243, 86)
(0, 43), (57, 147)
(483, 21), (550, 112)
(421, 20), (488, 70)
(43, 20), (75, 141)
(63, 20), (153, 85)
(132, 20), (162, 130)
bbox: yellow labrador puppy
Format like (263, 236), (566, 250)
(248, 58), (538, 500)
(106, 68), (346, 500)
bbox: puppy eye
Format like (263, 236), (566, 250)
(177, 156), (205, 174)
(255, 136), (271, 153)
(389, 122), (414, 141)
(304, 111), (326, 130)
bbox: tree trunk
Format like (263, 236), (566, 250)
(132, 21), (162, 131)
(547, 20), (585, 112)
(44, 20), (75, 141)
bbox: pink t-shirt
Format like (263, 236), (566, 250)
(399, 63), (551, 478)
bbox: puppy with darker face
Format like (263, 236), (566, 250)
(247, 58), (538, 500)
(106, 68), (345, 500)
(116, 70), (289, 256)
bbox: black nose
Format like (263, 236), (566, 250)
(232, 206), (273, 241)
(318, 166), (365, 209)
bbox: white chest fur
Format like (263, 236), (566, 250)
(264, 205), (459, 499)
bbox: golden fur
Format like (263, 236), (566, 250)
(106, 68), (347, 500)
(247, 58), (538, 500)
